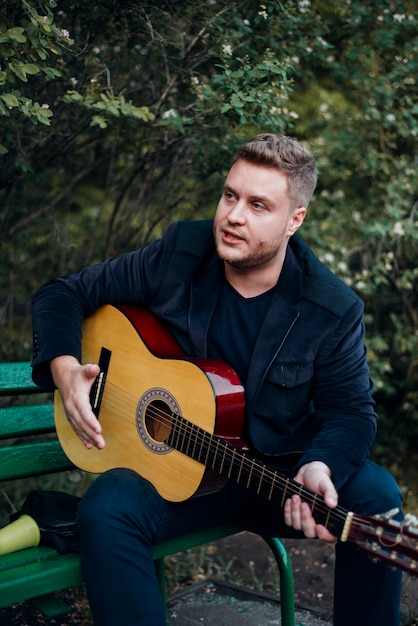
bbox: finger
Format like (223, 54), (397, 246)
(299, 501), (318, 538)
(285, 495), (304, 531)
(323, 485), (338, 509)
(66, 404), (105, 449)
(83, 362), (101, 381)
(284, 497), (293, 527)
(316, 524), (337, 542)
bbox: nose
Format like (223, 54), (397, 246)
(227, 199), (246, 224)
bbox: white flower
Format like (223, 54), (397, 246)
(222, 44), (233, 56)
(393, 221), (405, 236)
(162, 109), (177, 119)
(299, 0), (311, 12)
(258, 10), (268, 19)
(60, 29), (70, 38)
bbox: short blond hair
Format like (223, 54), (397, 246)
(232, 134), (318, 209)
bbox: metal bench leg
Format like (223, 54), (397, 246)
(155, 535), (295, 626)
(263, 536), (295, 626)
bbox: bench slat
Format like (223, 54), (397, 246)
(0, 549), (82, 606)
(0, 362), (43, 396)
(0, 404), (54, 439)
(0, 441), (74, 481)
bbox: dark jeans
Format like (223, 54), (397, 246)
(78, 460), (403, 625)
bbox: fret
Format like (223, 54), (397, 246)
(227, 449), (236, 479)
(168, 417), (180, 449)
(280, 478), (290, 508)
(195, 428), (204, 463)
(268, 472), (277, 501)
(237, 453), (245, 484)
(324, 508), (331, 530)
(257, 466), (265, 495)
(190, 428), (198, 460)
(202, 430), (211, 467)
(195, 427), (209, 462)
(183, 428), (191, 457)
(212, 439), (220, 470)
(218, 445), (227, 474)
(246, 458), (255, 489)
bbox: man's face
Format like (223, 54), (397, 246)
(214, 159), (306, 271)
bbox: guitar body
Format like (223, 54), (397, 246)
(54, 305), (245, 502)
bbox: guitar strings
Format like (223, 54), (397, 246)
(98, 379), (348, 529)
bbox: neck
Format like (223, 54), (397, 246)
(224, 258), (284, 298)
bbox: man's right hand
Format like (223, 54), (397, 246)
(50, 355), (105, 450)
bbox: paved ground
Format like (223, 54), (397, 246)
(168, 580), (332, 625)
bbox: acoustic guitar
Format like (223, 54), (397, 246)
(54, 304), (418, 576)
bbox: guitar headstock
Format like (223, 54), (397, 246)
(347, 509), (418, 577)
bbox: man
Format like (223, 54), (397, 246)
(31, 134), (403, 625)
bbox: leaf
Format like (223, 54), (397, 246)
(23, 64), (40, 75)
(8, 62), (28, 82)
(91, 114), (107, 128)
(0, 93), (19, 107)
(0, 144), (8, 154)
(7, 27), (27, 43)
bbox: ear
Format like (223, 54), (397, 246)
(288, 206), (306, 236)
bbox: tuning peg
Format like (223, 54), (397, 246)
(403, 513), (418, 529)
(373, 507), (400, 521)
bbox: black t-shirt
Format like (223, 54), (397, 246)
(207, 279), (274, 387)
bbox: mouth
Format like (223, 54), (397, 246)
(221, 229), (245, 244)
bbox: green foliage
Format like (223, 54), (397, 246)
(0, 0), (417, 481)
(0, 0), (72, 139)
(62, 90), (154, 128)
(292, 0), (418, 473)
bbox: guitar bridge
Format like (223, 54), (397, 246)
(90, 347), (111, 418)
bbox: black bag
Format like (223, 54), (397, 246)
(10, 490), (81, 554)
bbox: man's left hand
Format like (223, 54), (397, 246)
(284, 461), (337, 541)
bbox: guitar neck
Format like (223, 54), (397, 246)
(167, 413), (349, 539)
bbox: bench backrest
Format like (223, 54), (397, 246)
(0, 362), (74, 481)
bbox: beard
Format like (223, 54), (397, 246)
(215, 227), (287, 270)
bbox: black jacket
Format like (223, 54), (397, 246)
(32, 220), (376, 489)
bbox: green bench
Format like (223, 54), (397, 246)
(0, 361), (295, 624)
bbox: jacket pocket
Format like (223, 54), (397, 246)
(266, 361), (314, 387)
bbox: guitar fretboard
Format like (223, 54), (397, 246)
(167, 411), (348, 538)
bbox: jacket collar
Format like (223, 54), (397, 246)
(189, 239), (302, 363)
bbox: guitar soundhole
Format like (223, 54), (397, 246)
(145, 400), (172, 443)
(136, 387), (180, 455)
